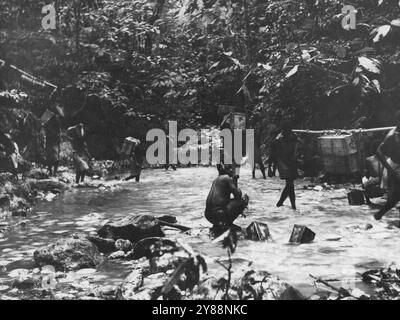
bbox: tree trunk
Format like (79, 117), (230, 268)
(242, 0), (255, 110)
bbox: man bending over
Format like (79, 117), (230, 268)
(374, 111), (400, 220)
(205, 165), (249, 228)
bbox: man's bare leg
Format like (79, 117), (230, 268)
(375, 177), (400, 220)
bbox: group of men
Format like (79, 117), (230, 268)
(205, 119), (300, 229)
(204, 112), (400, 229)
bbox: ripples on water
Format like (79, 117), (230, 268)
(1, 166), (400, 296)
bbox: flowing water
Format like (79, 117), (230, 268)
(1, 166), (400, 297)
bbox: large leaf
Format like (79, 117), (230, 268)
(391, 19), (400, 27)
(358, 57), (381, 74)
(371, 25), (391, 43)
(285, 65), (299, 78)
(334, 45), (346, 58)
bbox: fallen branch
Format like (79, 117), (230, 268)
(0, 58), (57, 90)
(309, 274), (357, 299)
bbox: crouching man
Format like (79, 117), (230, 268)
(374, 112), (400, 220)
(205, 165), (249, 229)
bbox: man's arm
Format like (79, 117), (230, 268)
(228, 177), (242, 199)
(376, 131), (398, 179)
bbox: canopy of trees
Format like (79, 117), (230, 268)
(1, 0), (400, 159)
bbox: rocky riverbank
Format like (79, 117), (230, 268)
(0, 164), (125, 240)
(1, 166), (399, 300)
(0, 209), (397, 300)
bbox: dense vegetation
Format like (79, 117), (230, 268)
(1, 0), (400, 160)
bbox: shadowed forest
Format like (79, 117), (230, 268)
(2, 0), (400, 161)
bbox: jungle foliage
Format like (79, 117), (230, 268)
(1, 0), (400, 159)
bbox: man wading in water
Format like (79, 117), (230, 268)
(67, 123), (91, 184)
(123, 139), (145, 182)
(205, 165), (249, 229)
(272, 121), (299, 210)
(374, 111), (400, 220)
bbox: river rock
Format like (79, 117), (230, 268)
(239, 270), (305, 300)
(33, 233), (102, 271)
(30, 179), (68, 193)
(118, 269), (144, 300)
(131, 237), (178, 260)
(157, 215), (177, 224)
(26, 170), (49, 180)
(87, 235), (115, 254)
(0, 222), (12, 234)
(115, 239), (133, 252)
(98, 215), (165, 243)
(11, 208), (28, 217)
(12, 277), (39, 290)
(94, 285), (119, 299)
(0, 194), (10, 207)
(119, 272), (168, 300)
(108, 250), (126, 260)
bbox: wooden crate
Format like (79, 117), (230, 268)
(318, 134), (358, 156)
(320, 153), (360, 174)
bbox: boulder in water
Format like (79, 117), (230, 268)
(119, 271), (169, 300)
(115, 239), (133, 252)
(33, 233), (102, 271)
(108, 250), (126, 260)
(239, 270), (305, 300)
(131, 237), (178, 260)
(0, 194), (10, 207)
(87, 235), (116, 254)
(98, 215), (165, 243)
(117, 269), (144, 300)
(157, 215), (177, 224)
(30, 179), (68, 193)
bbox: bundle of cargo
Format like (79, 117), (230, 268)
(121, 137), (140, 156)
(318, 134), (360, 174)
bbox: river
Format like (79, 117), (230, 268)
(1, 166), (400, 297)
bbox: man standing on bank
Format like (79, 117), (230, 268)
(374, 111), (400, 220)
(272, 120), (299, 210)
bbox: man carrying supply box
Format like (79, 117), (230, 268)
(121, 137), (144, 182)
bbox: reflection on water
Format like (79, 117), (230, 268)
(1, 167), (400, 295)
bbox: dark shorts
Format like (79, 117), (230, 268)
(205, 207), (225, 225)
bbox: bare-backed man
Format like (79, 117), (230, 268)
(374, 112), (400, 220)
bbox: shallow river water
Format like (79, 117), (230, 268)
(1, 166), (400, 297)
